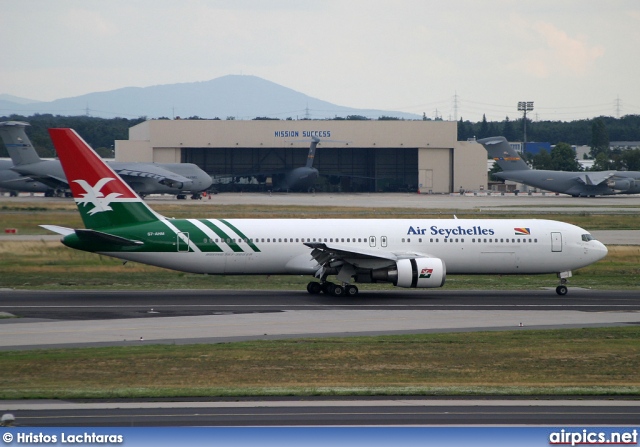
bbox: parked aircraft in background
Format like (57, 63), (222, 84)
(273, 136), (320, 191)
(0, 157), (51, 195)
(212, 136), (321, 192)
(0, 121), (213, 198)
(43, 127), (608, 296)
(480, 136), (640, 197)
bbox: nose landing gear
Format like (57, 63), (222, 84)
(556, 271), (572, 296)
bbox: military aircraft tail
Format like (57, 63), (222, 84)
(478, 136), (531, 172)
(0, 121), (42, 166)
(47, 128), (162, 230)
(305, 136), (320, 169)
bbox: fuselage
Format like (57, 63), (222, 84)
(0, 160), (51, 193)
(62, 218), (607, 276)
(496, 170), (640, 196)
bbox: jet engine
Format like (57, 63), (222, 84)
(370, 258), (446, 288)
(607, 179), (635, 191)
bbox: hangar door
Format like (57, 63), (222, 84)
(182, 146), (418, 192)
(418, 148), (453, 193)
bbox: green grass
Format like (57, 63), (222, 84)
(1, 201), (640, 233)
(0, 241), (637, 290)
(0, 241), (636, 290)
(1, 327), (639, 399)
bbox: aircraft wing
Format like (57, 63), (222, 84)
(576, 172), (615, 186)
(14, 172), (68, 189)
(111, 164), (192, 187)
(305, 242), (432, 268)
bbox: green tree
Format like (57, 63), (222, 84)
(477, 114), (489, 139)
(531, 149), (554, 170)
(550, 142), (582, 171)
(488, 161), (504, 182)
(502, 116), (517, 141)
(620, 149), (640, 171)
(591, 152), (611, 171)
(590, 118), (609, 158)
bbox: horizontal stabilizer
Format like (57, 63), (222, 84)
(75, 229), (144, 246)
(40, 225), (75, 236)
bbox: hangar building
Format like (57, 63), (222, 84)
(115, 120), (486, 193)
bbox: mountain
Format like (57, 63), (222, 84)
(0, 94), (41, 105)
(0, 75), (420, 120)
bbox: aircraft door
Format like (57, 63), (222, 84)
(369, 236), (376, 247)
(177, 232), (190, 252)
(381, 236), (388, 247)
(551, 232), (562, 252)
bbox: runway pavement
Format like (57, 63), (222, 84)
(4, 190), (640, 212)
(2, 289), (639, 351)
(3, 398), (640, 426)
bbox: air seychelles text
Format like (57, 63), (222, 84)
(408, 225), (495, 237)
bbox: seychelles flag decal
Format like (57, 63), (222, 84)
(419, 268), (433, 279)
(514, 228), (531, 235)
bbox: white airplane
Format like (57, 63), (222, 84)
(43, 128), (609, 296)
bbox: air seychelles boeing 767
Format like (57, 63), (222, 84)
(43, 128), (608, 296)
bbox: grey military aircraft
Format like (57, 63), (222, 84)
(479, 136), (640, 197)
(274, 136), (320, 191)
(212, 136), (321, 192)
(0, 121), (212, 198)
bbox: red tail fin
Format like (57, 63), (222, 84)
(48, 128), (138, 200)
(48, 128), (160, 229)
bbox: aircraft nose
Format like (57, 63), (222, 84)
(592, 241), (608, 261)
(201, 174), (213, 189)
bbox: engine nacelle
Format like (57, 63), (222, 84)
(389, 257), (446, 288)
(607, 179), (634, 191)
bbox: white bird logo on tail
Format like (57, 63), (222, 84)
(73, 178), (123, 215)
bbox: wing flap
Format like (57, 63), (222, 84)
(305, 242), (434, 267)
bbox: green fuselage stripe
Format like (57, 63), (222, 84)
(219, 219), (261, 253)
(198, 220), (244, 252)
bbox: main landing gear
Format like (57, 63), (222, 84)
(307, 281), (359, 297)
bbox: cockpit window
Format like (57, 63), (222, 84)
(581, 234), (595, 242)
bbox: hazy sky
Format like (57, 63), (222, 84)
(2, 0), (638, 121)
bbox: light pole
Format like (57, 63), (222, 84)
(517, 101), (534, 148)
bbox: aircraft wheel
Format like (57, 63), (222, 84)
(556, 285), (568, 296)
(330, 284), (345, 297)
(307, 282), (322, 295)
(321, 282), (334, 294)
(345, 285), (359, 297)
